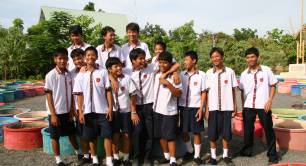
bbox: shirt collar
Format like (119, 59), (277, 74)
(128, 40), (141, 48)
(213, 66), (226, 73)
(55, 66), (68, 75)
(101, 44), (116, 52)
(184, 70), (199, 76)
(247, 65), (262, 74)
(70, 42), (85, 49)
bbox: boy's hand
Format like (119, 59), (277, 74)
(106, 109), (112, 121)
(264, 99), (272, 113)
(159, 77), (170, 86)
(80, 66), (86, 73)
(195, 109), (203, 122)
(131, 112), (140, 126)
(79, 112), (85, 124)
(173, 72), (181, 85)
(51, 114), (60, 126)
(232, 108), (237, 118)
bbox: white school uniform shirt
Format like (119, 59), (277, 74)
(67, 43), (91, 71)
(71, 67), (80, 110)
(206, 67), (238, 111)
(153, 72), (183, 116)
(96, 44), (124, 69)
(73, 68), (111, 114)
(112, 75), (137, 113)
(125, 64), (156, 105)
(151, 56), (177, 71)
(122, 41), (152, 69)
(239, 65), (278, 109)
(179, 70), (206, 108)
(44, 67), (73, 115)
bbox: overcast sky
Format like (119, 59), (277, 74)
(0, 0), (303, 36)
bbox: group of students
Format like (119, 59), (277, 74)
(45, 22), (279, 166)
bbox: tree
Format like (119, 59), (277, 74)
(233, 28), (258, 41)
(83, 2), (95, 11)
(140, 23), (168, 52)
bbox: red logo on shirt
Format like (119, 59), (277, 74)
(224, 80), (228, 84)
(121, 86), (125, 91)
(194, 82), (198, 86)
(143, 74), (147, 79)
(96, 78), (100, 82)
(260, 78), (264, 82)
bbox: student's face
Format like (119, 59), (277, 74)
(210, 52), (223, 66)
(72, 56), (84, 69)
(127, 30), (139, 42)
(103, 31), (116, 45)
(70, 33), (83, 45)
(184, 56), (196, 70)
(108, 64), (123, 77)
(159, 60), (171, 73)
(132, 54), (146, 69)
(154, 44), (165, 57)
(246, 54), (259, 67)
(54, 55), (68, 70)
(85, 50), (97, 65)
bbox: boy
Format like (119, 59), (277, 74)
(67, 25), (90, 71)
(179, 51), (206, 165)
(239, 47), (279, 164)
(153, 51), (182, 166)
(122, 22), (152, 69)
(73, 46), (114, 166)
(205, 47), (238, 165)
(44, 48), (81, 166)
(96, 26), (124, 69)
(106, 57), (137, 166)
(70, 48), (92, 164)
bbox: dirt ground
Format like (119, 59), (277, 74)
(0, 92), (305, 166)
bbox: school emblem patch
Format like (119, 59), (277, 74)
(224, 80), (228, 84)
(194, 82), (198, 86)
(143, 74), (147, 79)
(96, 78), (100, 83)
(121, 86), (125, 91)
(260, 78), (264, 82)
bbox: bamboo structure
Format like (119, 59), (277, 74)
(297, 0), (305, 64)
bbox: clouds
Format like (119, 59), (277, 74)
(0, 0), (302, 36)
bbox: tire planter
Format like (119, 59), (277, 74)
(291, 84), (306, 96)
(298, 114), (306, 121)
(232, 112), (263, 138)
(0, 104), (14, 111)
(0, 102), (5, 106)
(14, 90), (25, 99)
(34, 86), (45, 95)
(302, 87), (306, 99)
(262, 119), (306, 151)
(0, 93), (4, 102)
(23, 88), (36, 97)
(271, 163), (306, 166)
(3, 91), (15, 102)
(41, 127), (105, 156)
(0, 108), (31, 117)
(3, 121), (48, 150)
(272, 108), (306, 120)
(0, 117), (19, 142)
(278, 83), (293, 94)
(14, 111), (48, 122)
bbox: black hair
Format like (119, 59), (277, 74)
(101, 26), (115, 37)
(70, 48), (85, 59)
(185, 50), (198, 63)
(209, 47), (224, 58)
(155, 41), (167, 50)
(85, 46), (98, 57)
(69, 25), (83, 35)
(126, 22), (140, 33)
(158, 51), (173, 64)
(245, 47), (259, 57)
(129, 48), (146, 62)
(105, 57), (122, 69)
(54, 47), (68, 57)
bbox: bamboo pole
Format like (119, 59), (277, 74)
(297, 42), (300, 64)
(301, 0), (304, 64)
(303, 40), (305, 64)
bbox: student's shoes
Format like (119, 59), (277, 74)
(239, 149), (252, 157)
(222, 157), (233, 164)
(170, 162), (178, 166)
(122, 160), (132, 166)
(208, 157), (217, 165)
(113, 159), (121, 166)
(157, 157), (170, 164)
(268, 156), (279, 164)
(193, 157), (202, 165)
(77, 157), (91, 165)
(56, 162), (66, 166)
(183, 152), (194, 162)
